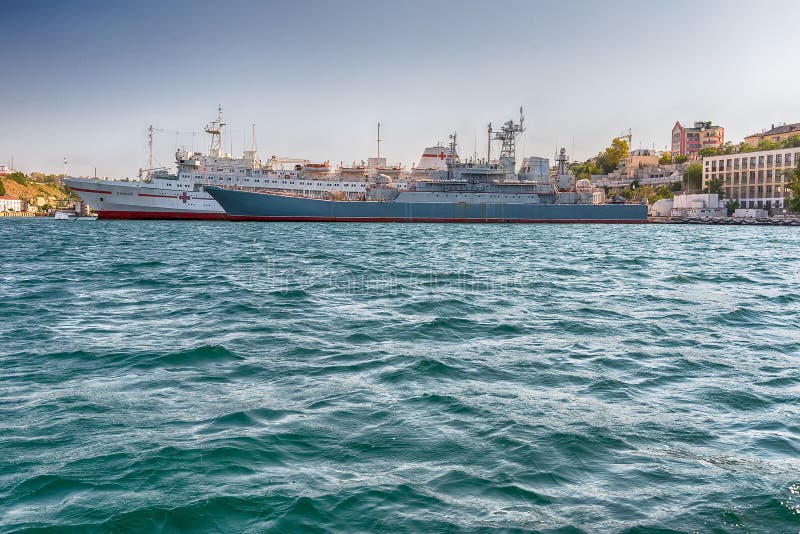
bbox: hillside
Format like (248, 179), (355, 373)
(0, 173), (72, 203)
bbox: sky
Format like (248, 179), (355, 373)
(1, 0), (799, 178)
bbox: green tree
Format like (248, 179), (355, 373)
(787, 162), (800, 213)
(725, 199), (739, 215)
(698, 147), (721, 158)
(7, 172), (26, 185)
(655, 185), (672, 200)
(595, 137), (630, 174)
(704, 177), (724, 198)
(783, 135), (800, 148)
(669, 181), (682, 192)
(674, 154), (688, 164)
(756, 139), (779, 152)
(0, 179), (5, 196)
(683, 162), (703, 192)
(658, 151), (672, 165)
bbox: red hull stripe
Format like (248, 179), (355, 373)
(97, 211), (228, 220)
(138, 193), (179, 199)
(228, 216), (647, 224)
(69, 186), (114, 194)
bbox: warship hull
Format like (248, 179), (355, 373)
(205, 187), (648, 223)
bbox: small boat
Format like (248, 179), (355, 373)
(53, 211), (76, 220)
(302, 162), (331, 174)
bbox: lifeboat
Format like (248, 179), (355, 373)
(303, 161), (331, 174)
(339, 161), (368, 175)
(376, 164), (404, 176)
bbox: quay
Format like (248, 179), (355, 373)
(653, 216), (800, 226)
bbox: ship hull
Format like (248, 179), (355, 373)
(206, 187), (648, 223)
(66, 177), (228, 220)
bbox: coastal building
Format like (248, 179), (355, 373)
(591, 150), (685, 188)
(0, 196), (22, 211)
(671, 193), (726, 218)
(618, 149), (659, 179)
(671, 121), (724, 159)
(702, 146), (800, 210)
(744, 122), (800, 146)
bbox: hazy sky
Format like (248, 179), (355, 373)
(1, 0), (799, 177)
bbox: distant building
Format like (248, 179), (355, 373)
(671, 121), (724, 159)
(591, 150), (685, 188)
(0, 165), (10, 176)
(744, 122), (800, 146)
(618, 149), (659, 179)
(702, 146), (800, 211)
(0, 196), (22, 212)
(671, 193), (726, 218)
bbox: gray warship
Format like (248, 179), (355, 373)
(205, 110), (648, 223)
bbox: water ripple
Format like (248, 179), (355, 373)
(1, 219), (800, 532)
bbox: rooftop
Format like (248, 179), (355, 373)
(755, 122), (800, 136)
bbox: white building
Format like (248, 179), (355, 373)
(0, 196), (22, 211)
(671, 193), (726, 218)
(0, 165), (10, 176)
(702, 146), (800, 211)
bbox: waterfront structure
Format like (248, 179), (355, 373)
(671, 121), (724, 159)
(702, 146), (800, 210)
(744, 122), (800, 146)
(0, 196), (22, 211)
(733, 208), (768, 218)
(671, 193), (726, 218)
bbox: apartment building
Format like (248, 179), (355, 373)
(744, 122), (800, 146)
(702, 147), (800, 210)
(672, 121), (724, 159)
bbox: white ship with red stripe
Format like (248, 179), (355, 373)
(65, 107), (387, 220)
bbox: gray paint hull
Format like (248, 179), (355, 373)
(205, 187), (648, 223)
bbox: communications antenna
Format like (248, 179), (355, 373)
(205, 105), (225, 157)
(376, 122), (381, 158)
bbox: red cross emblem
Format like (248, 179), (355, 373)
(179, 192), (191, 203)
(438, 152), (447, 160)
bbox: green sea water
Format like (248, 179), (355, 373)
(1, 219), (799, 533)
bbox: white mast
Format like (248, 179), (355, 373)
(147, 125), (154, 179)
(205, 105), (225, 158)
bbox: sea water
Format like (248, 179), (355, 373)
(1, 219), (799, 532)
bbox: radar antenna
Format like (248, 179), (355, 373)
(447, 131), (458, 179)
(205, 105), (226, 157)
(493, 107), (525, 161)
